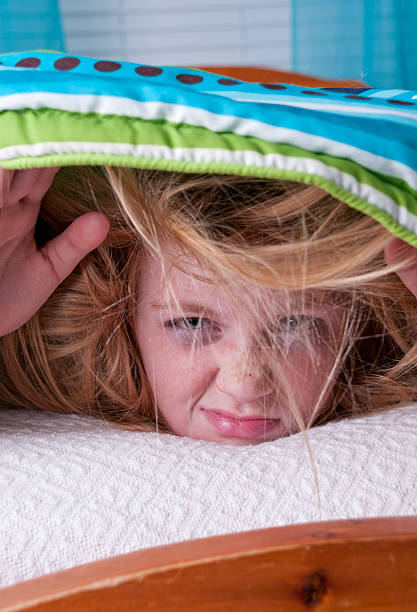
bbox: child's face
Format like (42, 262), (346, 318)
(135, 251), (347, 445)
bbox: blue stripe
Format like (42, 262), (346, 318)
(0, 52), (417, 173)
(2, 51), (417, 104)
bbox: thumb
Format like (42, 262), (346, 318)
(384, 237), (417, 298)
(40, 212), (110, 285)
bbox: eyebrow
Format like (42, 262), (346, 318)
(149, 296), (339, 320)
(150, 302), (221, 318)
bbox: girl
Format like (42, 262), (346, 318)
(1, 164), (417, 446)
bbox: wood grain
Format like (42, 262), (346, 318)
(1, 516), (416, 611)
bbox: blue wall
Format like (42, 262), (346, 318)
(0, 0), (64, 54)
(292, 0), (417, 88)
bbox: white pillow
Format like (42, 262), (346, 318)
(1, 403), (416, 588)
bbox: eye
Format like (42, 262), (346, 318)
(165, 317), (221, 344)
(275, 315), (327, 338)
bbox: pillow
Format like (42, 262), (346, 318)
(0, 403), (416, 588)
(0, 49), (416, 248)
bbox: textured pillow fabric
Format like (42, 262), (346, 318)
(1, 403), (416, 588)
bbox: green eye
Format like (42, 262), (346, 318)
(165, 317), (221, 344)
(166, 317), (207, 333)
(277, 315), (327, 335)
(281, 316), (300, 331)
(280, 315), (308, 331)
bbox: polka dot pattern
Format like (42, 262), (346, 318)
(54, 57), (80, 71)
(4, 51), (417, 109)
(94, 61), (122, 73)
(345, 95), (372, 100)
(16, 57), (40, 68)
(387, 99), (415, 106)
(135, 66), (163, 77)
(320, 87), (370, 94)
(176, 74), (203, 85)
(218, 78), (241, 86)
(260, 83), (287, 90)
(301, 90), (327, 96)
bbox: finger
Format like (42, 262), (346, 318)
(30, 167), (61, 202)
(38, 212), (110, 289)
(0, 167), (60, 209)
(6, 168), (42, 206)
(0, 168), (15, 208)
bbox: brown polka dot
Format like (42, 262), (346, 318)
(301, 90), (327, 96)
(54, 57), (80, 71)
(135, 66), (163, 77)
(387, 99), (415, 106)
(345, 95), (372, 100)
(218, 78), (241, 86)
(16, 57), (40, 68)
(94, 61), (122, 73)
(260, 83), (287, 90)
(176, 74), (203, 85)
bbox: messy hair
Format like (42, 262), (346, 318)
(1, 165), (417, 442)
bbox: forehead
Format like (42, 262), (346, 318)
(137, 250), (233, 309)
(136, 250), (343, 318)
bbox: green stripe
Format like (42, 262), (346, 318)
(2, 152), (417, 248)
(0, 49), (65, 56)
(1, 107), (417, 247)
(1, 107), (416, 196)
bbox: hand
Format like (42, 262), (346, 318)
(384, 237), (417, 299)
(0, 167), (110, 337)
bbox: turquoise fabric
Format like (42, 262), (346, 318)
(0, 0), (64, 54)
(1, 50), (417, 249)
(292, 0), (417, 89)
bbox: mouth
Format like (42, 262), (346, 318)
(201, 408), (280, 440)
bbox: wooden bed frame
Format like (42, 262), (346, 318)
(1, 516), (416, 611)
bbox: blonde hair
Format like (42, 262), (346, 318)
(1, 165), (417, 439)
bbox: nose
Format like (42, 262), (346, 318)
(214, 344), (274, 403)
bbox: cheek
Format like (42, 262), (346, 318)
(138, 333), (188, 432)
(139, 330), (184, 401)
(137, 327), (215, 433)
(156, 357), (213, 436)
(279, 346), (337, 416)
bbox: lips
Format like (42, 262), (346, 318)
(201, 408), (280, 439)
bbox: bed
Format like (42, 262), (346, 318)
(0, 52), (416, 609)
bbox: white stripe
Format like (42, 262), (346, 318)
(1, 91), (417, 189)
(261, 101), (417, 122)
(1, 140), (416, 235)
(369, 89), (409, 98)
(0, 66), (26, 71)
(204, 90), (417, 121)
